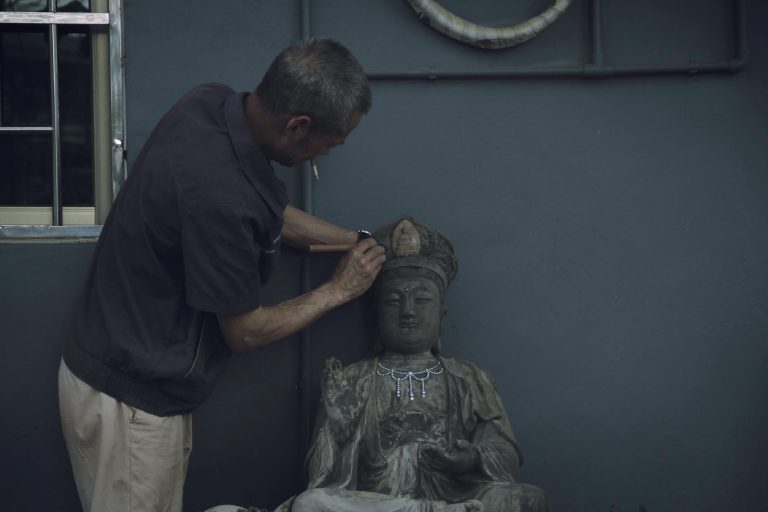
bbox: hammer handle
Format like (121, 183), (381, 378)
(307, 243), (355, 253)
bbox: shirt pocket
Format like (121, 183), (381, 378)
(257, 216), (283, 284)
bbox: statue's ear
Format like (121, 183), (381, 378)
(432, 337), (442, 355)
(434, 303), (447, 354)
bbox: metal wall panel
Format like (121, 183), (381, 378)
(1, 1), (765, 511)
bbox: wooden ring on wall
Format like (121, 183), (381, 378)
(405, 0), (573, 50)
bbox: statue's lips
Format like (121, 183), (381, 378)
(399, 322), (418, 328)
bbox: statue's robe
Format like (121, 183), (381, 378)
(279, 357), (549, 512)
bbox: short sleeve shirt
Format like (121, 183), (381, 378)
(65, 84), (289, 415)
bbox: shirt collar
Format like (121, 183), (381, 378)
(224, 92), (288, 218)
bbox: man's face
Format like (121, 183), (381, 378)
(377, 275), (443, 354)
(275, 110), (363, 167)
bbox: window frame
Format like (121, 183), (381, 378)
(0, 0), (125, 236)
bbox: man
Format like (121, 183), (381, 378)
(58, 39), (386, 512)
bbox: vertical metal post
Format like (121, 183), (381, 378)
(49, 18), (62, 225)
(109, 0), (127, 197)
(92, 0), (113, 223)
(300, 0), (311, 47)
(590, 0), (603, 67)
(300, 0), (313, 216)
(734, 0), (749, 66)
(298, 0), (313, 466)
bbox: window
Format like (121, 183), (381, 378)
(0, 0), (125, 227)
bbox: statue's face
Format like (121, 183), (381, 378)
(377, 275), (442, 354)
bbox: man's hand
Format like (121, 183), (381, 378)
(217, 237), (385, 353)
(327, 238), (386, 302)
(420, 440), (480, 474)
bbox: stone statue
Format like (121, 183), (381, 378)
(277, 217), (550, 512)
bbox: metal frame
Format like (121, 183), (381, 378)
(0, 12), (108, 24)
(0, 126), (52, 131)
(293, 0), (750, 457)
(368, 0), (749, 80)
(0, 0), (747, 238)
(49, 20), (62, 224)
(0, 224), (101, 242)
(0, 0), (751, 449)
(109, 0), (126, 199)
(0, 0), (125, 237)
(298, 0), (313, 459)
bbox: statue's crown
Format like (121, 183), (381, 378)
(374, 216), (458, 288)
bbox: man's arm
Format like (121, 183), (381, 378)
(217, 238), (385, 352)
(281, 204), (359, 248)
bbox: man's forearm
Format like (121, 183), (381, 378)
(217, 281), (345, 352)
(219, 237), (386, 352)
(282, 204), (357, 247)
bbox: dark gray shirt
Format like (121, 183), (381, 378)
(65, 83), (289, 416)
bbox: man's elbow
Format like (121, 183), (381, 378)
(224, 336), (250, 354)
(217, 313), (252, 353)
(217, 310), (273, 353)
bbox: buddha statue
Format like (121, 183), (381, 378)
(277, 217), (550, 512)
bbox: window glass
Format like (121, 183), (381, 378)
(59, 27), (93, 206)
(57, 0), (90, 12)
(0, 132), (52, 206)
(0, 26), (51, 126)
(0, 1), (89, 11)
(0, 0), (49, 11)
(0, 0), (120, 227)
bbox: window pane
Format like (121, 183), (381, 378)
(57, 0), (89, 11)
(0, 0), (49, 12)
(59, 27), (93, 206)
(0, 133), (52, 206)
(0, 26), (51, 126)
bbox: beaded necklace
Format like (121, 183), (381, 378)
(376, 360), (444, 400)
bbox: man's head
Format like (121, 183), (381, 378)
(253, 39), (371, 166)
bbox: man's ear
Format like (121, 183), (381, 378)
(284, 115), (311, 138)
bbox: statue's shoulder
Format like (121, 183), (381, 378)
(441, 355), (489, 375)
(320, 356), (376, 395)
(322, 356), (376, 378)
(441, 356), (498, 387)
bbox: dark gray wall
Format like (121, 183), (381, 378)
(0, 243), (90, 512)
(1, 0), (766, 511)
(305, 4), (768, 512)
(306, 2), (768, 511)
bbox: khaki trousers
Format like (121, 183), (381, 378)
(58, 360), (192, 512)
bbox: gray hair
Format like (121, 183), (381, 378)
(256, 39), (372, 135)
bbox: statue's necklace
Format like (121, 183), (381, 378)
(376, 360), (444, 401)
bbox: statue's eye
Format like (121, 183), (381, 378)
(415, 297), (433, 304)
(383, 296), (401, 306)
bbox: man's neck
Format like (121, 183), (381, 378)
(244, 93), (280, 157)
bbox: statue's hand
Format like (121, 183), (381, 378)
(420, 440), (479, 474)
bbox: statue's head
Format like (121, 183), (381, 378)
(372, 217), (458, 355)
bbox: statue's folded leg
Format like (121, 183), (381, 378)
(475, 483), (550, 512)
(292, 487), (479, 512)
